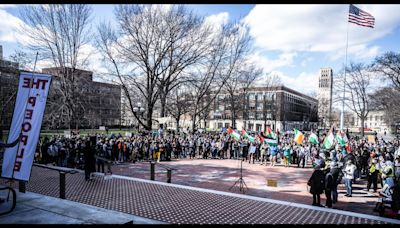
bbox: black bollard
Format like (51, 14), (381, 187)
(167, 169), (171, 183)
(19, 181), (26, 193)
(60, 172), (66, 199)
(150, 162), (155, 181)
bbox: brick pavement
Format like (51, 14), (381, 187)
(1, 164), (399, 224)
(111, 159), (381, 215)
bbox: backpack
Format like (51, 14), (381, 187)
(325, 172), (333, 189)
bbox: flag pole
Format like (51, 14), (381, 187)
(340, 6), (350, 131)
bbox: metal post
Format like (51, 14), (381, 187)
(150, 162), (155, 181)
(60, 172), (66, 199)
(19, 181), (26, 193)
(167, 169), (171, 183)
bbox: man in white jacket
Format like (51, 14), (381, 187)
(343, 159), (357, 197)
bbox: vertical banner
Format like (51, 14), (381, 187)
(2, 72), (52, 181)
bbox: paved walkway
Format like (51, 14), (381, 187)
(0, 188), (163, 224)
(1, 165), (399, 224)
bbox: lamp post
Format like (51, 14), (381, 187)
(133, 102), (145, 132)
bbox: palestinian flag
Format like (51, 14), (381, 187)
(293, 128), (304, 144)
(241, 129), (255, 142)
(258, 134), (265, 143)
(335, 130), (347, 146)
(265, 138), (278, 146)
(323, 126), (335, 149)
(265, 127), (277, 139)
(308, 132), (319, 145)
(227, 127), (240, 141)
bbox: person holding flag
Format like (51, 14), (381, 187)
(241, 128), (255, 143)
(265, 127), (277, 139)
(309, 132), (319, 146)
(323, 126), (335, 150)
(293, 129), (305, 145)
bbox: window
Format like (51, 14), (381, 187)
(375, 116), (378, 121)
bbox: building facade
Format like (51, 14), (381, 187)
(207, 85), (318, 132)
(351, 110), (389, 133)
(1, 61), (121, 130)
(317, 67), (333, 129)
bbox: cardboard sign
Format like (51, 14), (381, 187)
(266, 179), (278, 187)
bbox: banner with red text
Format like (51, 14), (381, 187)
(2, 72), (52, 181)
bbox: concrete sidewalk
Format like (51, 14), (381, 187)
(0, 190), (165, 224)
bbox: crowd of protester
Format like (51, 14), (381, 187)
(34, 128), (400, 213)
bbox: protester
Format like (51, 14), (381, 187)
(308, 164), (325, 207)
(343, 160), (357, 197)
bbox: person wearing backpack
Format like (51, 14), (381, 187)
(324, 167), (334, 208)
(308, 164), (325, 207)
(330, 160), (343, 204)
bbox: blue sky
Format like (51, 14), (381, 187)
(1, 4), (400, 98)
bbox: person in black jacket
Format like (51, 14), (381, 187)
(308, 165), (325, 207)
(324, 167), (334, 208)
(83, 139), (96, 181)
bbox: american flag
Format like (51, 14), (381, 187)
(348, 4), (375, 28)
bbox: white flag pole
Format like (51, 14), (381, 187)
(340, 6), (350, 131)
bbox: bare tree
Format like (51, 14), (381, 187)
(370, 87), (400, 132)
(372, 51), (400, 91)
(187, 22), (249, 131)
(96, 5), (212, 131)
(19, 4), (93, 129)
(166, 84), (191, 132)
(335, 62), (372, 136)
(8, 50), (34, 71)
(155, 5), (212, 118)
(223, 63), (262, 129)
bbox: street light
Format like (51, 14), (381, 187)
(133, 102), (145, 132)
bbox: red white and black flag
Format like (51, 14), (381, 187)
(348, 4), (375, 28)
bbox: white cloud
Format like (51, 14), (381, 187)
(248, 51), (297, 72)
(0, 4), (17, 9)
(0, 9), (25, 43)
(244, 4), (400, 55)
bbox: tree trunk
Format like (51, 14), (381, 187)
(176, 118), (180, 132)
(360, 117), (365, 137)
(231, 111), (236, 129)
(146, 106), (153, 131)
(160, 91), (167, 118)
(191, 114), (197, 132)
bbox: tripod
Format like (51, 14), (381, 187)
(229, 158), (248, 194)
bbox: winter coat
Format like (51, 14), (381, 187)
(308, 169), (325, 194)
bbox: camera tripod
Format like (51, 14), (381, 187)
(229, 158), (248, 194)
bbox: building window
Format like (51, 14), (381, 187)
(375, 116), (378, 121)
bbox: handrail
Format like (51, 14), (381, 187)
(149, 161), (176, 183)
(33, 163), (79, 174)
(32, 163), (78, 199)
(154, 162), (177, 171)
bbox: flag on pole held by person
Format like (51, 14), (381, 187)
(335, 130), (348, 146)
(265, 127), (277, 139)
(308, 132), (319, 145)
(293, 128), (304, 144)
(323, 126), (335, 149)
(348, 4), (375, 28)
(1, 72), (52, 181)
(227, 127), (240, 141)
(241, 129), (254, 143)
